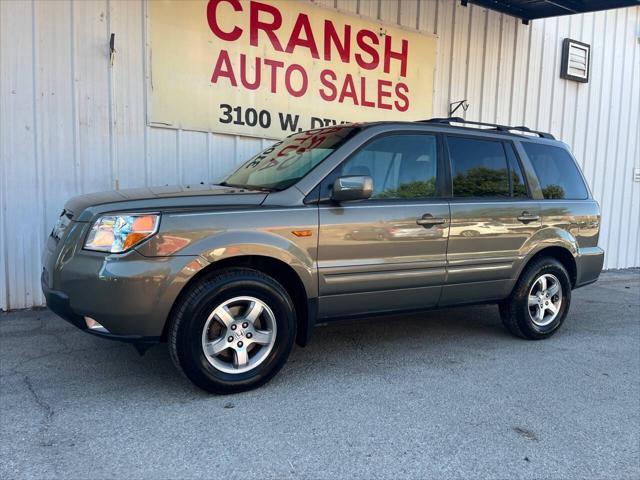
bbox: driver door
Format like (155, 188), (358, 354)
(316, 133), (450, 319)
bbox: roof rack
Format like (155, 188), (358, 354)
(420, 117), (555, 139)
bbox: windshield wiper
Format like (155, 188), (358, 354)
(219, 181), (273, 192)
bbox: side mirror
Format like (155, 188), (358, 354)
(331, 175), (373, 202)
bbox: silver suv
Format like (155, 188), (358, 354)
(41, 118), (604, 393)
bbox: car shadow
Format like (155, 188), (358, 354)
(99, 304), (511, 394)
(2, 304), (523, 401)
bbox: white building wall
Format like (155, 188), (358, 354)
(1, 0), (639, 310)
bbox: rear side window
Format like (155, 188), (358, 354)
(447, 137), (510, 197)
(340, 134), (438, 199)
(522, 143), (588, 200)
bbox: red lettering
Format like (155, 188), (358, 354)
(338, 74), (359, 105)
(264, 59), (284, 93)
(324, 21), (350, 63)
(250, 1), (284, 51)
(276, 145), (299, 157)
(285, 64), (308, 97)
(239, 54), (260, 90)
(285, 14), (319, 59)
(377, 79), (392, 110)
(360, 77), (375, 108)
(394, 83), (409, 111)
(355, 30), (379, 70)
(211, 50), (237, 86)
(207, 0), (243, 41)
(384, 36), (408, 77)
(319, 69), (337, 101)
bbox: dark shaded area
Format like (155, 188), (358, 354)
(466, 1), (637, 23)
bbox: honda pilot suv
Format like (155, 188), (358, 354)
(42, 118), (604, 393)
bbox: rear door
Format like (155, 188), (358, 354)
(441, 135), (541, 305)
(316, 132), (450, 318)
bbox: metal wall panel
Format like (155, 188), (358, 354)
(1, 0), (639, 309)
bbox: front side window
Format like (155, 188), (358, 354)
(223, 126), (358, 191)
(338, 134), (439, 199)
(522, 143), (588, 200)
(448, 137), (510, 198)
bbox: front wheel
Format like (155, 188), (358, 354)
(500, 257), (572, 340)
(168, 268), (296, 394)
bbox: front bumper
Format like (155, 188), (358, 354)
(42, 274), (160, 345)
(41, 222), (208, 339)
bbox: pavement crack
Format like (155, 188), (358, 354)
(512, 426), (539, 442)
(24, 375), (55, 432)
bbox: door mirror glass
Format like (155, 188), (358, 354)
(331, 176), (373, 202)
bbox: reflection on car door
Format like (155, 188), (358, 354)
(316, 133), (450, 318)
(441, 136), (541, 304)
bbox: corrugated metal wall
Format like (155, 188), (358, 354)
(1, 0), (639, 310)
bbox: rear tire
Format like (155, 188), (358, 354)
(168, 268), (296, 394)
(500, 257), (572, 340)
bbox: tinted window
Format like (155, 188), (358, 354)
(523, 143), (588, 199)
(340, 135), (438, 199)
(448, 137), (509, 197)
(505, 143), (528, 198)
(224, 126), (358, 191)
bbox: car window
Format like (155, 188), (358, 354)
(448, 137), (510, 197)
(505, 143), (528, 198)
(340, 134), (438, 199)
(223, 126), (358, 191)
(522, 143), (588, 200)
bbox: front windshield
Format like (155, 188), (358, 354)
(223, 126), (358, 191)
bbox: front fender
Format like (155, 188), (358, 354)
(137, 209), (319, 298)
(198, 232), (317, 298)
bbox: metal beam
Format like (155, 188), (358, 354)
(467, 0), (639, 22)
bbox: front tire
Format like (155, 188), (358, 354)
(500, 257), (572, 340)
(168, 268), (296, 394)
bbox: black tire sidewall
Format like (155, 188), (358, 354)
(175, 271), (296, 393)
(516, 260), (572, 338)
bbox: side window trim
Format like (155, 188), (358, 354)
(512, 140), (544, 199)
(504, 140), (532, 199)
(317, 131), (449, 204)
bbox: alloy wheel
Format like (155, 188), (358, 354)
(201, 296), (277, 374)
(528, 273), (563, 327)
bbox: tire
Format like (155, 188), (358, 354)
(168, 268), (296, 394)
(499, 257), (572, 340)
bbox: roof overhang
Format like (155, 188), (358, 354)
(464, 1), (639, 24)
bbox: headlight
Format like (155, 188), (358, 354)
(84, 214), (160, 253)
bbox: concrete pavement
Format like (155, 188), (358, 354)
(1, 270), (639, 479)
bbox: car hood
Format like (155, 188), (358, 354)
(65, 184), (268, 222)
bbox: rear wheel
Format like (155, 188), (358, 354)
(500, 257), (572, 340)
(168, 268), (296, 394)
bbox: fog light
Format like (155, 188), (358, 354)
(84, 317), (109, 334)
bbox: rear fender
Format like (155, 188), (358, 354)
(514, 226), (578, 282)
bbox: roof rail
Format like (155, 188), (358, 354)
(420, 117), (555, 139)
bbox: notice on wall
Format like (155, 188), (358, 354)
(148, 0), (437, 139)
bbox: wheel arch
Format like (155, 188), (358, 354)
(162, 254), (315, 347)
(517, 245), (578, 288)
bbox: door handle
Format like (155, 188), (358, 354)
(517, 212), (540, 223)
(416, 214), (446, 227)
